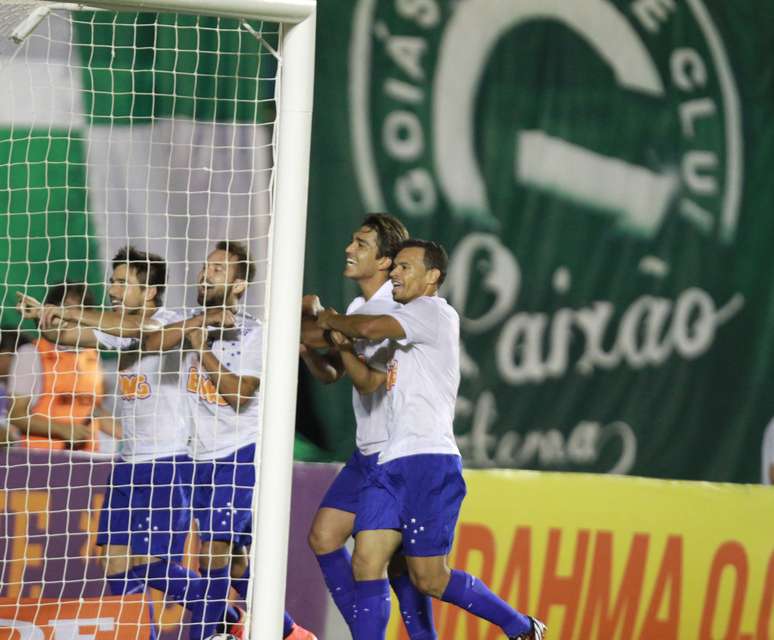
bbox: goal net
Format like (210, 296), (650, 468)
(0, 1), (313, 638)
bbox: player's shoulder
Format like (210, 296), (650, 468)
(236, 312), (262, 338)
(357, 281), (400, 315)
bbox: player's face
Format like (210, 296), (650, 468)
(108, 264), (148, 312)
(344, 226), (382, 280)
(390, 247), (434, 303)
(198, 249), (243, 306)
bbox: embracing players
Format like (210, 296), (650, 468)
(316, 239), (547, 640)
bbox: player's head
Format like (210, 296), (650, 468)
(344, 213), (408, 282)
(390, 239), (448, 303)
(44, 281), (95, 310)
(109, 246), (166, 312)
(198, 240), (255, 307)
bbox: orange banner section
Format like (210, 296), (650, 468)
(0, 596), (151, 640)
(388, 470), (774, 640)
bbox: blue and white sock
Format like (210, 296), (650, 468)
(390, 573), (437, 639)
(316, 548), (356, 627)
(351, 579), (391, 640)
(441, 570), (531, 637)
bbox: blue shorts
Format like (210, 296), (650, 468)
(319, 449), (379, 516)
(354, 454), (467, 557)
(96, 455), (191, 561)
(182, 444), (256, 548)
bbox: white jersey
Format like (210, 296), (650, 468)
(183, 310), (262, 461)
(95, 307), (188, 463)
(346, 280), (400, 456)
(380, 295), (461, 464)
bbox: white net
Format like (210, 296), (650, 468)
(0, 3), (282, 638)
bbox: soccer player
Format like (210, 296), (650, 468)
(316, 240), (547, 640)
(153, 240), (315, 640)
(301, 214), (437, 638)
(17, 247), (202, 636)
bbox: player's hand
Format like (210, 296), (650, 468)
(16, 292), (42, 320)
(38, 304), (66, 330)
(203, 308), (235, 328)
(299, 343), (309, 356)
(317, 307), (339, 330)
(185, 324), (208, 350)
(329, 330), (353, 351)
(302, 294), (323, 318)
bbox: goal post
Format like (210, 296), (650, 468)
(0, 0), (315, 638)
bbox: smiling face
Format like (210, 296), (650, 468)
(197, 249), (246, 307)
(390, 246), (440, 303)
(343, 225), (388, 281)
(107, 264), (153, 313)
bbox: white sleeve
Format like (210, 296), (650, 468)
(94, 329), (136, 351)
(7, 344), (41, 398)
(388, 298), (438, 346)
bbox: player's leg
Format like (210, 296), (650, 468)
(388, 554), (437, 639)
(350, 529), (403, 640)
(307, 450), (364, 628)
(397, 455), (540, 639)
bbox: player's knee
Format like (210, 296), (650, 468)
(198, 540), (232, 571)
(308, 522), (344, 555)
(408, 566), (449, 599)
(102, 555), (131, 576)
(351, 549), (386, 581)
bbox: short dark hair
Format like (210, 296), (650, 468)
(397, 239), (448, 285)
(112, 245), (167, 304)
(215, 240), (255, 283)
(0, 328), (28, 354)
(361, 213), (409, 261)
(44, 281), (95, 307)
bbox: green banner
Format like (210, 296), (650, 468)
(305, 0), (774, 482)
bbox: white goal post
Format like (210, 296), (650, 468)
(0, 0), (316, 638)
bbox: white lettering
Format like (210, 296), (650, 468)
(671, 48), (707, 91)
(679, 97), (716, 137)
(383, 110), (424, 161)
(631, 0), (676, 34)
(396, 0), (440, 29)
(683, 151), (718, 195)
(394, 168), (436, 217)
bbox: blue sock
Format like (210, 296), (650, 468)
(106, 570), (145, 596)
(352, 579), (391, 640)
(441, 570), (531, 637)
(316, 548), (356, 627)
(128, 560), (203, 605)
(282, 611), (295, 637)
(390, 573), (437, 639)
(195, 565), (232, 640)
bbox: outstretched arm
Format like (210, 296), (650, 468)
(16, 293), (98, 348)
(317, 309), (405, 342)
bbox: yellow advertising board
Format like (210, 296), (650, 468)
(387, 470), (774, 640)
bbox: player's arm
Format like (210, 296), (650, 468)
(8, 395), (94, 448)
(142, 309), (234, 353)
(16, 293), (99, 348)
(317, 309), (405, 342)
(329, 331), (386, 394)
(185, 325), (259, 410)
(45, 304), (161, 338)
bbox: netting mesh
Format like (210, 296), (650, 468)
(0, 3), (281, 637)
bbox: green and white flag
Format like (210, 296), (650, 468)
(0, 8), (277, 315)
